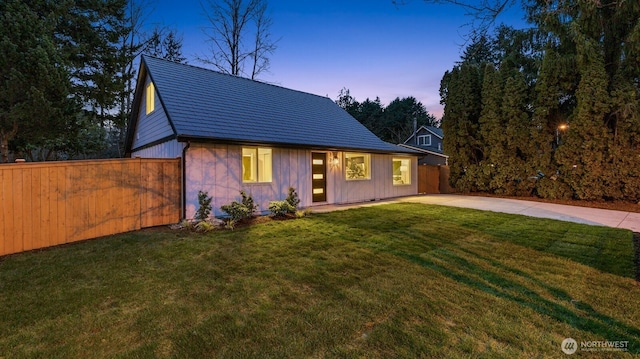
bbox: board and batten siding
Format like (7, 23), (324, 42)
(131, 139), (184, 159)
(131, 75), (175, 150)
(329, 153), (417, 204)
(184, 143), (417, 218)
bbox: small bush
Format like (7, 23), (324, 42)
(220, 201), (251, 221)
(268, 200), (295, 217)
(195, 191), (213, 222)
(285, 187), (300, 209)
(194, 221), (216, 233)
(240, 190), (258, 217)
(224, 219), (236, 230)
(220, 191), (257, 222)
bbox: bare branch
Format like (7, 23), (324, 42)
(199, 0), (277, 79)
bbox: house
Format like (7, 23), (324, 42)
(125, 56), (419, 218)
(400, 125), (448, 166)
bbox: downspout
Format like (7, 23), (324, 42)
(181, 140), (191, 220)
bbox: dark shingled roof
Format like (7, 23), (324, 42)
(136, 56), (416, 154)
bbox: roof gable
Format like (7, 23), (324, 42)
(403, 125), (444, 145)
(130, 56), (414, 154)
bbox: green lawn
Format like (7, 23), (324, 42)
(0, 203), (638, 358)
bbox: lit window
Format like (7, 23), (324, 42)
(393, 158), (411, 185)
(345, 153), (371, 180)
(146, 82), (155, 114)
(242, 147), (272, 183)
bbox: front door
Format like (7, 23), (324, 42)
(311, 152), (327, 202)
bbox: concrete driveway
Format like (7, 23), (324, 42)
(397, 194), (640, 232)
(312, 194), (640, 232)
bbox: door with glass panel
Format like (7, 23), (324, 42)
(311, 152), (327, 202)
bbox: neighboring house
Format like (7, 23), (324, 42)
(400, 125), (448, 166)
(125, 56), (419, 218)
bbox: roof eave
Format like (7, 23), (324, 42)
(176, 135), (420, 155)
(398, 144), (449, 158)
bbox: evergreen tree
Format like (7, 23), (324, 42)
(440, 63), (484, 191)
(531, 44), (579, 199)
(0, 0), (75, 162)
(357, 98), (384, 135)
(382, 97), (436, 144)
(556, 30), (611, 200)
(146, 28), (187, 63)
(478, 64), (503, 191)
(494, 71), (534, 195)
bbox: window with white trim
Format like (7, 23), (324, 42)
(242, 147), (272, 183)
(393, 158), (411, 185)
(418, 135), (431, 146)
(345, 153), (371, 180)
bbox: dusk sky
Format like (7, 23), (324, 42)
(150, 0), (528, 119)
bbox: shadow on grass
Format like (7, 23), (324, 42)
(403, 246), (640, 353)
(311, 204), (640, 353)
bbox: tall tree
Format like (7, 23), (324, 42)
(382, 97), (437, 144)
(478, 63), (503, 191)
(200, 0), (278, 79)
(494, 71), (534, 195)
(0, 0), (74, 162)
(440, 63), (484, 191)
(147, 28), (187, 63)
(556, 29), (611, 200)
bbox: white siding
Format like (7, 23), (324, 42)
(131, 140), (184, 158)
(184, 144), (418, 219)
(132, 75), (174, 150)
(329, 153), (417, 205)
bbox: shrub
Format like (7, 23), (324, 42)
(194, 220), (216, 233)
(224, 219), (236, 230)
(220, 191), (257, 222)
(220, 201), (251, 221)
(285, 187), (300, 209)
(195, 190), (212, 222)
(240, 190), (258, 217)
(268, 200), (295, 217)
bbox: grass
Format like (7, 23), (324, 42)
(0, 203), (638, 358)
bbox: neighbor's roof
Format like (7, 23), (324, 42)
(425, 126), (443, 139)
(132, 56), (416, 154)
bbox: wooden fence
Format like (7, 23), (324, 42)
(0, 158), (181, 256)
(418, 164), (454, 194)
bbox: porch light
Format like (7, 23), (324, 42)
(330, 152), (340, 167)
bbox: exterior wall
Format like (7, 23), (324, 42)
(131, 140), (184, 159)
(329, 153), (417, 205)
(418, 154), (448, 166)
(184, 143), (418, 218)
(413, 127), (444, 153)
(131, 75), (174, 150)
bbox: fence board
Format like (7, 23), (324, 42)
(418, 165), (440, 194)
(418, 165), (454, 194)
(12, 169), (24, 253)
(0, 158), (181, 256)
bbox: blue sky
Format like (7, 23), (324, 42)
(150, 0), (526, 119)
